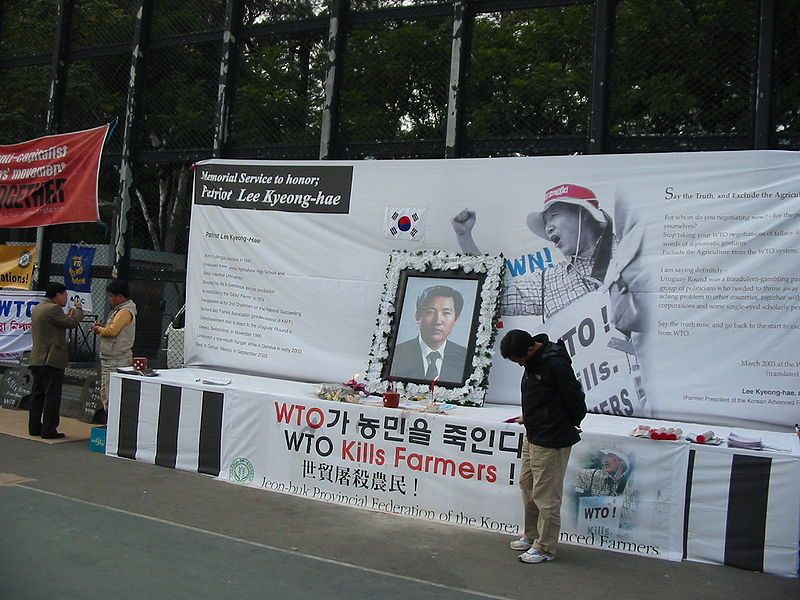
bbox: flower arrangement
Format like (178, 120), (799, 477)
(364, 250), (504, 406)
(316, 383), (362, 404)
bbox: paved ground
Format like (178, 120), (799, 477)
(1, 433), (797, 600)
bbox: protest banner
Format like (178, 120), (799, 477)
(0, 124), (109, 228)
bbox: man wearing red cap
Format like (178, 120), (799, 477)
(452, 183), (614, 320)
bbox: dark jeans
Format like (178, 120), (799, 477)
(28, 365), (65, 437)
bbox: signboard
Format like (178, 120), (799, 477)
(64, 244), (96, 312)
(0, 245), (35, 289)
(0, 124), (110, 228)
(0, 365), (33, 409)
(0, 289), (44, 360)
(80, 375), (103, 423)
(185, 153), (800, 430)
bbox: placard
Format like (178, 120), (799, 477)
(0, 365), (33, 409)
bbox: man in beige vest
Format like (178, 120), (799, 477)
(92, 279), (137, 411)
(29, 282), (84, 439)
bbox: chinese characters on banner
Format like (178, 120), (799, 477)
(218, 391), (688, 561)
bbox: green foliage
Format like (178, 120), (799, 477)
(1, 0), (797, 156)
(71, 0), (135, 48)
(340, 18), (451, 143)
(231, 35), (327, 145)
(466, 6), (593, 139)
(611, 0), (758, 136)
(774, 0), (800, 140)
(0, 0), (57, 57)
(138, 43), (221, 151)
(0, 66), (50, 143)
(150, 1), (228, 39)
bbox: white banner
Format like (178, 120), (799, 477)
(0, 289), (44, 360)
(217, 392), (687, 560)
(186, 153), (800, 429)
(66, 288), (93, 314)
(562, 433), (688, 561)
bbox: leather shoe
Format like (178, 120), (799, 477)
(41, 432), (66, 439)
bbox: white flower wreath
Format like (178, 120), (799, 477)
(365, 250), (504, 406)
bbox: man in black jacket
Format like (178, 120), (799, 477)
(500, 329), (586, 564)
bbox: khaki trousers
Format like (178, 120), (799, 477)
(519, 439), (572, 556)
(100, 356), (133, 410)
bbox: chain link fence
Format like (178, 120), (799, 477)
(774, 0), (800, 148)
(1, 0), (798, 371)
(339, 15), (452, 158)
(609, 0), (758, 151)
(229, 31), (328, 157)
(466, 4), (594, 156)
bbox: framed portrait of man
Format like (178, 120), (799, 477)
(365, 251), (505, 406)
(386, 272), (481, 386)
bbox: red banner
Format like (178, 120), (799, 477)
(0, 123), (110, 228)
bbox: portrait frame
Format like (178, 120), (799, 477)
(365, 250), (505, 406)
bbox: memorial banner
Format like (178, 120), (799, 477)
(0, 245), (35, 289)
(0, 289), (44, 360)
(187, 153), (800, 429)
(0, 124), (109, 228)
(217, 392), (688, 561)
(104, 370), (799, 575)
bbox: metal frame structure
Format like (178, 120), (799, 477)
(0, 0), (794, 356)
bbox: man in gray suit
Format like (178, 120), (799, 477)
(28, 282), (84, 439)
(390, 284), (468, 384)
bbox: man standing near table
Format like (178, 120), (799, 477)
(28, 282), (84, 439)
(92, 279), (137, 412)
(500, 329), (586, 564)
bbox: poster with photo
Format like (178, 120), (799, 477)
(186, 152), (800, 429)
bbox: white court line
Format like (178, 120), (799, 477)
(14, 484), (515, 600)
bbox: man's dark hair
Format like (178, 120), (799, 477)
(500, 330), (532, 359)
(500, 330), (549, 359)
(44, 282), (67, 298)
(106, 279), (130, 298)
(415, 284), (464, 317)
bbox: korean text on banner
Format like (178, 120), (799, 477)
(64, 245), (95, 292)
(0, 123), (110, 228)
(0, 245), (35, 289)
(0, 289), (44, 360)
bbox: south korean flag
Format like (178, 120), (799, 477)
(384, 207), (426, 241)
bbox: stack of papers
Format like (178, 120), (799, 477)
(200, 377), (231, 386)
(727, 432), (763, 450)
(727, 432), (790, 452)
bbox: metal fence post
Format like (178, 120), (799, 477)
(112, 0), (154, 280)
(320, 0), (350, 160)
(588, 0), (616, 155)
(34, 0), (74, 289)
(213, 0), (244, 159)
(753, 0), (776, 149)
(445, 0), (473, 159)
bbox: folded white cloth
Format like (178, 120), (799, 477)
(727, 432), (763, 450)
